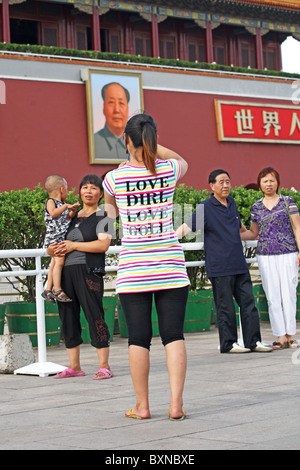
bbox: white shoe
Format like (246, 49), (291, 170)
(252, 341), (273, 352)
(229, 342), (251, 353)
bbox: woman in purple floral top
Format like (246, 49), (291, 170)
(242, 167), (300, 349)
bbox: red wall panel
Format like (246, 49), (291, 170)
(143, 89), (298, 191)
(0, 78), (298, 193)
(1, 79), (91, 191)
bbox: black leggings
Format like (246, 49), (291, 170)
(58, 265), (110, 350)
(119, 285), (189, 350)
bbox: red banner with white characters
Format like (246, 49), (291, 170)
(215, 100), (300, 144)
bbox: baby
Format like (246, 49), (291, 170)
(42, 175), (79, 302)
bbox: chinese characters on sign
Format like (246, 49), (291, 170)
(215, 100), (300, 144)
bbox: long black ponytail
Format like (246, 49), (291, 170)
(124, 113), (157, 175)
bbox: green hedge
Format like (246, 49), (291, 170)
(1, 42), (300, 79)
(0, 185), (77, 301)
(1, 184), (299, 298)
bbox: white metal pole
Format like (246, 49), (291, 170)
(35, 255), (47, 363)
(13, 252), (66, 377)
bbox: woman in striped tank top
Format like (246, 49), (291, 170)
(103, 113), (190, 421)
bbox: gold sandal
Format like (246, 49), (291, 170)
(272, 341), (288, 350)
(125, 408), (150, 420)
(168, 409), (186, 421)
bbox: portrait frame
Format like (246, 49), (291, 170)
(83, 69), (144, 164)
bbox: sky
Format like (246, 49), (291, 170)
(281, 36), (300, 74)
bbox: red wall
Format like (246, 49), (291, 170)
(1, 77), (298, 193)
(2, 79), (91, 192)
(144, 90), (298, 191)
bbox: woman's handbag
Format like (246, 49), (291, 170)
(284, 195), (298, 249)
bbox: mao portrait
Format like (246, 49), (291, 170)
(84, 70), (143, 164)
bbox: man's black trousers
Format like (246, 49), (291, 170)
(211, 272), (261, 353)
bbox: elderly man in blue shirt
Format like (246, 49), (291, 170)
(177, 169), (272, 354)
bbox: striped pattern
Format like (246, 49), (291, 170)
(104, 159), (190, 293)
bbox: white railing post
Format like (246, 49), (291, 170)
(0, 249), (66, 377)
(35, 255), (47, 363)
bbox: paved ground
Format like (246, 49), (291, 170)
(1, 323), (300, 452)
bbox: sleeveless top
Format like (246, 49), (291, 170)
(44, 198), (70, 248)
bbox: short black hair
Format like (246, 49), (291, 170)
(257, 167), (280, 192)
(101, 82), (130, 103)
(208, 169), (230, 184)
(79, 174), (103, 191)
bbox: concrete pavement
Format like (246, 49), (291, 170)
(1, 323), (300, 451)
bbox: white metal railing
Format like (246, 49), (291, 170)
(0, 241), (258, 377)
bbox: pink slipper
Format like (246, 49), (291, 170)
(93, 368), (114, 380)
(53, 367), (85, 379)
